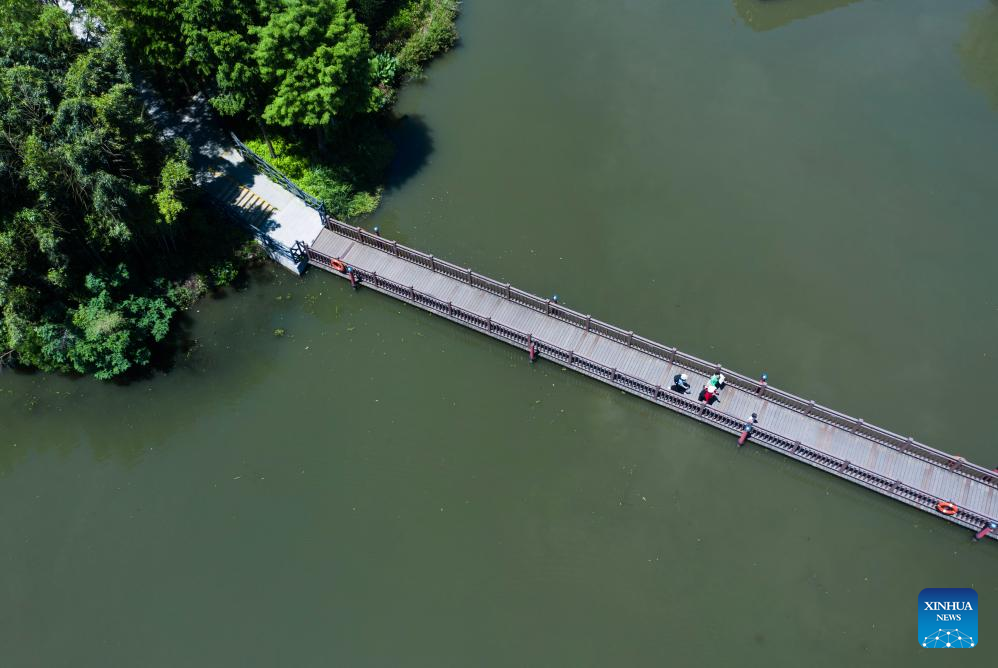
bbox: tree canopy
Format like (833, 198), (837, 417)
(0, 1), (187, 378)
(99, 0), (375, 130)
(253, 0), (372, 127)
(0, 0), (459, 379)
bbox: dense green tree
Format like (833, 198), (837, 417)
(95, 0), (375, 145)
(0, 0), (458, 377)
(100, 0), (184, 74)
(252, 0), (373, 129)
(0, 1), (188, 378)
(25, 265), (174, 379)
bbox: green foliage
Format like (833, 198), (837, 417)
(371, 52), (398, 84)
(244, 134), (388, 220)
(102, 0), (185, 74)
(155, 139), (193, 225)
(64, 266), (175, 379)
(380, 1), (424, 46)
(252, 0), (374, 127)
(368, 51), (398, 110)
(352, 0), (389, 26)
(0, 0), (459, 379)
(167, 274), (208, 310)
(376, 0), (458, 77)
(209, 261), (238, 287)
(0, 2), (80, 70)
(10, 264), (175, 379)
(0, 2), (200, 379)
(395, 1), (458, 78)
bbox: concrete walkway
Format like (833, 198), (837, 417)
(144, 92), (323, 273)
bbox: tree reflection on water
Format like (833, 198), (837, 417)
(960, 1), (998, 110)
(732, 0), (865, 32)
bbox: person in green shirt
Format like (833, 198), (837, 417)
(708, 373), (726, 390)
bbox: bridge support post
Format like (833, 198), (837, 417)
(974, 522), (997, 542)
(528, 335), (536, 362)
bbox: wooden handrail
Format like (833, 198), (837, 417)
(304, 242), (997, 529)
(315, 218), (998, 489)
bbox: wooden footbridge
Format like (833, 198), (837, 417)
(293, 217), (998, 542)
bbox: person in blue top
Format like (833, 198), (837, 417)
(672, 373), (691, 394)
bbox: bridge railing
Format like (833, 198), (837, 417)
(304, 240), (996, 530)
(317, 216), (998, 491)
(229, 133), (326, 218)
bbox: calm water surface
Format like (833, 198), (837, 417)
(3, 1), (998, 665)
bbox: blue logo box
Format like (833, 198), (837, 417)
(919, 588), (978, 648)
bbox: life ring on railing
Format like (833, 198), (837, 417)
(330, 259), (346, 272)
(936, 501), (958, 516)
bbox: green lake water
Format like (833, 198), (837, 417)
(3, 1), (998, 665)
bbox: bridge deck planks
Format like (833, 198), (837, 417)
(307, 226), (998, 533)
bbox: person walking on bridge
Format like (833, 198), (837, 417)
(738, 413), (759, 446)
(673, 373), (691, 394)
(708, 372), (726, 391)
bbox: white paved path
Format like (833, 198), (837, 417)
(147, 93), (323, 273)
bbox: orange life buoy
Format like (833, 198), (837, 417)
(330, 259), (346, 272)
(937, 501), (958, 516)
